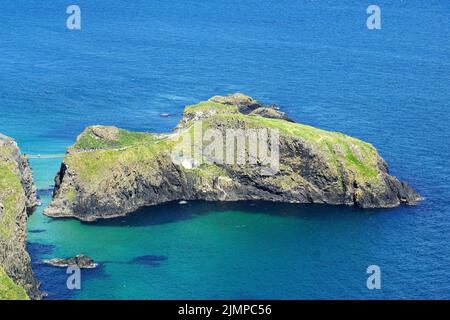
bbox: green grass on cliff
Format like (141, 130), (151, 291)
(0, 163), (23, 240)
(64, 96), (382, 189)
(64, 128), (230, 189)
(184, 101), (238, 114)
(72, 128), (156, 151)
(0, 267), (29, 300)
(203, 113), (380, 183)
(0, 147), (29, 300)
(182, 100), (378, 173)
(188, 163), (229, 180)
(65, 138), (174, 186)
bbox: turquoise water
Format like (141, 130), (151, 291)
(1, 0), (450, 299)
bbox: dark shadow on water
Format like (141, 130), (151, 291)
(27, 242), (55, 256)
(28, 229), (47, 234)
(128, 255), (168, 266)
(87, 200), (399, 228)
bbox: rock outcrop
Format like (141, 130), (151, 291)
(43, 254), (98, 269)
(45, 94), (420, 222)
(0, 133), (40, 299)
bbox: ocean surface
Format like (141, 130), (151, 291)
(1, 0), (449, 299)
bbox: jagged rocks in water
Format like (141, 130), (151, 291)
(43, 254), (98, 269)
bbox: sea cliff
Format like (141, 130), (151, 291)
(45, 94), (420, 222)
(0, 133), (40, 300)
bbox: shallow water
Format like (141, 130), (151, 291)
(1, 0), (449, 299)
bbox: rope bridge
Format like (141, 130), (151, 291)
(27, 154), (65, 159)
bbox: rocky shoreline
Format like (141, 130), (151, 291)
(44, 94), (420, 222)
(0, 133), (41, 299)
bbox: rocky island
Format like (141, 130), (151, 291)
(43, 254), (98, 269)
(0, 133), (40, 300)
(45, 94), (420, 222)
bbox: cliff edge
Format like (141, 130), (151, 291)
(0, 133), (40, 300)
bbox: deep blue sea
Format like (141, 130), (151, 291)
(1, 0), (449, 299)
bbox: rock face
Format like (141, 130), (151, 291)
(43, 254), (98, 269)
(0, 133), (40, 299)
(249, 107), (294, 122)
(45, 94), (420, 222)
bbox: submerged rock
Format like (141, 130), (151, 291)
(44, 94), (420, 222)
(43, 254), (98, 269)
(160, 113), (177, 118)
(129, 255), (168, 266)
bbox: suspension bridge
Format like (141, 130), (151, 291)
(26, 144), (138, 160)
(27, 154), (66, 159)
